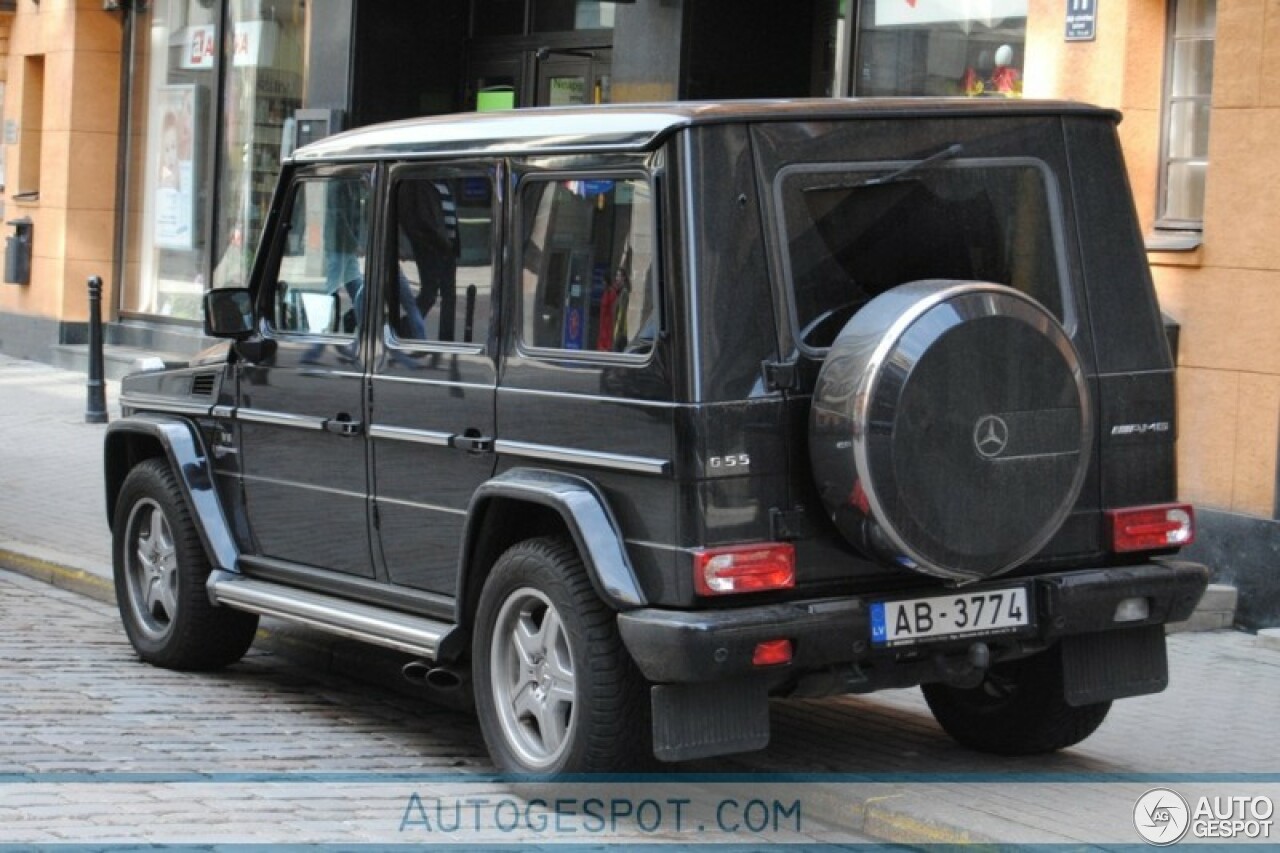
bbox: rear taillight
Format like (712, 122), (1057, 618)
(694, 543), (795, 596)
(1105, 504), (1195, 552)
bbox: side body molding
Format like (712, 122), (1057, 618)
(459, 469), (647, 619)
(104, 414), (240, 575)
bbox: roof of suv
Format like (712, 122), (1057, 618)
(292, 98), (1117, 163)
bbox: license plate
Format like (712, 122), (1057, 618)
(870, 586), (1031, 647)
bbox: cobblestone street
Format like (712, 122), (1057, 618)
(3, 566), (1279, 845)
(0, 571), (487, 779)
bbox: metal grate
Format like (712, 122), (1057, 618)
(190, 373), (217, 397)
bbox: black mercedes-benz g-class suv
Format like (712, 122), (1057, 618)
(105, 99), (1208, 774)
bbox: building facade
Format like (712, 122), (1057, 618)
(0, 0), (1275, 623)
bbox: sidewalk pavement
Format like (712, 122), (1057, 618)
(2, 351), (1279, 846)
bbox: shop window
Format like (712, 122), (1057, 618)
(519, 176), (656, 356)
(852, 0), (1026, 97)
(214, 0), (305, 293)
(120, 0), (305, 321)
(120, 0), (220, 319)
(388, 168), (497, 346)
(1157, 0), (1216, 229)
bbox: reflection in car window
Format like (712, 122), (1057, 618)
(389, 170), (496, 346)
(777, 160), (1066, 350)
(268, 176), (371, 338)
(520, 177), (657, 355)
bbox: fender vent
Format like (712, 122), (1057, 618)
(190, 373), (217, 398)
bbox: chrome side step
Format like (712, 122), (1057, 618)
(207, 571), (452, 660)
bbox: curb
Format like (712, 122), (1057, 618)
(796, 784), (990, 844)
(0, 548), (115, 604)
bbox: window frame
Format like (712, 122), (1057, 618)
(1155, 0), (1216, 232)
(381, 161), (503, 355)
(771, 155), (1076, 359)
(258, 165), (377, 342)
(512, 168), (662, 365)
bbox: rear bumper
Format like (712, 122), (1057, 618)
(617, 560), (1209, 684)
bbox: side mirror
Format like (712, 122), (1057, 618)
(204, 288), (255, 340)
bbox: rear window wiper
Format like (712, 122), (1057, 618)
(804, 143), (964, 192)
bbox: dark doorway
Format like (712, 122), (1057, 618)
(682, 0), (816, 100)
(350, 0), (471, 127)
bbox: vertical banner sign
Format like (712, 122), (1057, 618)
(1065, 0), (1097, 41)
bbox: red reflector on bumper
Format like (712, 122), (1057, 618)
(752, 638), (793, 667)
(1106, 504), (1195, 552)
(694, 543), (795, 596)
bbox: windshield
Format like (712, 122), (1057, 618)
(775, 159), (1068, 351)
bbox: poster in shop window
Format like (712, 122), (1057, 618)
(155, 85), (197, 249)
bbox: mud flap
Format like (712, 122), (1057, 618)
(1061, 625), (1168, 707)
(651, 679), (770, 762)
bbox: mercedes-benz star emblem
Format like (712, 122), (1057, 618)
(973, 415), (1010, 458)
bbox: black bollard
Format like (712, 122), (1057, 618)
(85, 276), (108, 424)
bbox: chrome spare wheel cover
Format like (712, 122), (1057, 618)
(489, 587), (576, 769)
(124, 497), (180, 642)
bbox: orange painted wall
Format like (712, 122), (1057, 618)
(0, 0), (121, 329)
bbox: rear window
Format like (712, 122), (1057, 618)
(774, 158), (1069, 352)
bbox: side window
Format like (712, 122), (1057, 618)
(267, 174), (371, 337)
(388, 169), (496, 345)
(519, 176), (657, 356)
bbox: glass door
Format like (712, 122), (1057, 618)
(535, 49), (611, 105)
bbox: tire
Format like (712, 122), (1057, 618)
(810, 280), (1091, 581)
(921, 647), (1111, 755)
(112, 458), (259, 671)
(473, 536), (650, 773)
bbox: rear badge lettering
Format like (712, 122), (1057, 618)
(1111, 422), (1171, 436)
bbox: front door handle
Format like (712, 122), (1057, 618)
(323, 415), (363, 437)
(450, 431), (494, 453)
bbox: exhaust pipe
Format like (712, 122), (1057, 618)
(425, 666), (466, 691)
(402, 660), (467, 692)
(402, 660), (432, 684)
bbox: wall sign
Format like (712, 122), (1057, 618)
(1065, 0), (1097, 41)
(181, 25), (216, 70)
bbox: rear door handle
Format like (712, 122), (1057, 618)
(323, 415), (363, 437)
